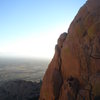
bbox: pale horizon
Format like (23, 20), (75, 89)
(0, 0), (87, 59)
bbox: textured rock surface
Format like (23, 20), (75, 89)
(40, 0), (100, 100)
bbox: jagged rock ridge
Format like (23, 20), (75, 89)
(40, 0), (100, 100)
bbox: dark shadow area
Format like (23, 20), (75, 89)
(94, 96), (100, 100)
(0, 80), (42, 100)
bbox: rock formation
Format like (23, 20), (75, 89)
(40, 0), (100, 99)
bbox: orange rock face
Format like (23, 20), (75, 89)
(40, 0), (100, 99)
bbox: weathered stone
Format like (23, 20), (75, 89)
(40, 0), (100, 99)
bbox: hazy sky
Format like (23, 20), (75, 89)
(0, 0), (87, 59)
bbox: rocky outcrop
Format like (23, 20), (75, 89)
(40, 33), (67, 100)
(40, 0), (100, 99)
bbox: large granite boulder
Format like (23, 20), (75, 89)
(40, 0), (100, 99)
